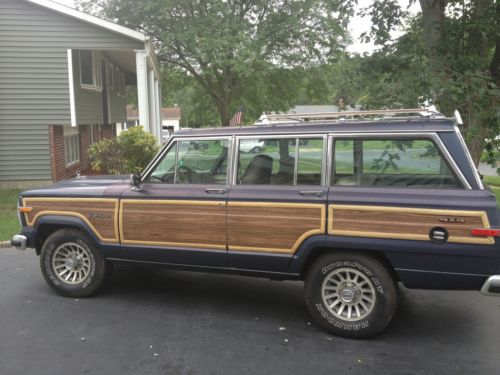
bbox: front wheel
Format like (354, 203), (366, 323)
(304, 252), (398, 338)
(40, 229), (108, 297)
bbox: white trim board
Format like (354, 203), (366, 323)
(67, 49), (77, 127)
(26, 0), (146, 42)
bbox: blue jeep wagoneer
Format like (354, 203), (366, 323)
(11, 109), (500, 338)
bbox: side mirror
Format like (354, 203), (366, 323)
(129, 173), (143, 191)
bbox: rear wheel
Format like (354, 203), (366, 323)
(304, 252), (398, 338)
(40, 229), (108, 297)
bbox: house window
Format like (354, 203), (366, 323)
(63, 126), (80, 166)
(79, 50), (101, 91)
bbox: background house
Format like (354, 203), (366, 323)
(123, 105), (181, 138)
(0, 0), (161, 185)
(161, 107), (181, 133)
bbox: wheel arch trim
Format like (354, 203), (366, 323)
(34, 215), (104, 247)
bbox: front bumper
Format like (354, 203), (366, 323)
(481, 275), (500, 296)
(10, 234), (27, 250)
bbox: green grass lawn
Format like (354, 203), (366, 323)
(0, 189), (22, 241)
(484, 175), (500, 204)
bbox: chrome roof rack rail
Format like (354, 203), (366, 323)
(261, 108), (445, 123)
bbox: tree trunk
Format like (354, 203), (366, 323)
(419, 0), (455, 114)
(490, 1), (500, 86)
(216, 98), (231, 127)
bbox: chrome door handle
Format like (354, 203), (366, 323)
(299, 190), (325, 197)
(205, 188), (227, 194)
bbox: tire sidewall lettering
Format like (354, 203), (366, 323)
(321, 260), (384, 295)
(315, 303), (370, 330)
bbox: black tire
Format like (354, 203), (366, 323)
(304, 252), (398, 338)
(40, 228), (108, 297)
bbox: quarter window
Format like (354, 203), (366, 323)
(237, 137), (323, 185)
(332, 138), (461, 188)
(148, 139), (228, 184)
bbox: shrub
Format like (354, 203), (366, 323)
(89, 126), (159, 174)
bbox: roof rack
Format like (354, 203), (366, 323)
(255, 108), (446, 125)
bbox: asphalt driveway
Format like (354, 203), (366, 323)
(0, 247), (499, 375)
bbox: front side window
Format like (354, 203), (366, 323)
(79, 50), (101, 90)
(147, 139), (228, 184)
(237, 137), (323, 185)
(332, 138), (461, 188)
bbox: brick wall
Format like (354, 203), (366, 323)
(48, 124), (115, 181)
(101, 123), (116, 139)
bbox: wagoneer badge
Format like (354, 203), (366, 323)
(439, 217), (465, 223)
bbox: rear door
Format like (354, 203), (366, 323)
(227, 134), (328, 272)
(120, 137), (231, 266)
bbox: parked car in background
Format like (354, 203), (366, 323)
(10, 109), (500, 338)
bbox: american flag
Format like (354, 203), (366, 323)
(229, 105), (245, 127)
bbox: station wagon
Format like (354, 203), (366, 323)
(11, 109), (500, 338)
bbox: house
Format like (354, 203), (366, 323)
(122, 105), (181, 138)
(0, 0), (162, 185)
(161, 107), (181, 133)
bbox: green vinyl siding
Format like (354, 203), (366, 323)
(0, 0), (145, 180)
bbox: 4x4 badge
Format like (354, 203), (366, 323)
(439, 217), (465, 223)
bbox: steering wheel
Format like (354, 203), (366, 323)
(177, 164), (194, 183)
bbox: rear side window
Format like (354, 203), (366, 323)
(332, 138), (462, 188)
(237, 137), (323, 185)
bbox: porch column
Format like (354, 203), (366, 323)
(154, 79), (161, 135)
(135, 50), (149, 132)
(148, 68), (157, 138)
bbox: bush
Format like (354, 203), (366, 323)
(89, 126), (159, 174)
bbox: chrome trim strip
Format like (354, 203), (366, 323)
(328, 132), (471, 189)
(325, 134), (333, 186)
(454, 125), (484, 189)
(293, 138), (299, 185)
(173, 141), (179, 184)
(231, 137), (240, 185)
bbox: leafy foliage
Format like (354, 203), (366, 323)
(77, 0), (355, 126)
(89, 127), (159, 174)
(358, 0), (500, 170)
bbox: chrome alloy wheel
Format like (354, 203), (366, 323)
(321, 268), (376, 322)
(51, 242), (92, 285)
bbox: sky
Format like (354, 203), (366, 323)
(50, 0), (419, 54)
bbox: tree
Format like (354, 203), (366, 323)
(361, 0), (500, 167)
(78, 0), (355, 126)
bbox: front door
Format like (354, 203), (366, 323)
(227, 135), (328, 272)
(120, 137), (231, 266)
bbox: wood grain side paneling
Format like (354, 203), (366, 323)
(120, 200), (226, 250)
(329, 205), (494, 245)
(227, 202), (326, 254)
(22, 197), (119, 242)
